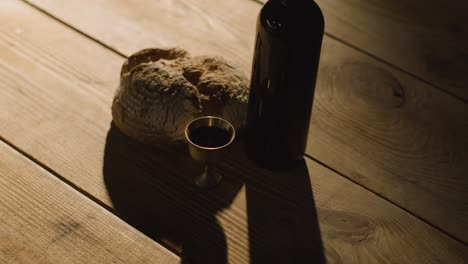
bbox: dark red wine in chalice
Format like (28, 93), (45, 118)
(189, 126), (232, 148)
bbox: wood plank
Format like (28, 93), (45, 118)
(0, 1), (467, 263)
(256, 0), (468, 100)
(310, 35), (468, 242)
(304, 158), (468, 264)
(24, 0), (468, 242)
(27, 0), (255, 75)
(317, 0), (468, 99)
(103, 126), (468, 263)
(0, 141), (179, 263)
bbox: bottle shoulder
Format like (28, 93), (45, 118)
(259, 0), (324, 34)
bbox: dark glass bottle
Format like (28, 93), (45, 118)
(245, 0), (324, 167)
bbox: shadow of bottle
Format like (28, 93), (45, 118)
(225, 143), (326, 264)
(246, 163), (326, 263)
(103, 123), (243, 264)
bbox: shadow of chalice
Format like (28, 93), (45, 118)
(103, 119), (242, 264)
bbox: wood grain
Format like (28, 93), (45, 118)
(0, 1), (467, 262)
(305, 158), (467, 264)
(0, 141), (179, 263)
(256, 0), (468, 100)
(23, 0), (468, 242)
(102, 127), (468, 263)
(27, 0), (256, 74)
(311, 36), (468, 243)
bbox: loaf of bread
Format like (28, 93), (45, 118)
(112, 48), (249, 144)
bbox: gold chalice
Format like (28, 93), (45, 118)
(185, 116), (236, 188)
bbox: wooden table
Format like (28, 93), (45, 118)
(1, 0), (467, 263)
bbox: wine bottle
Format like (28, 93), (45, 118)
(245, 0), (324, 167)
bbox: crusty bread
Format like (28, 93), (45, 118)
(112, 48), (249, 144)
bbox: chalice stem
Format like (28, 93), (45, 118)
(195, 164), (221, 188)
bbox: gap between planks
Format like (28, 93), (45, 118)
(246, 0), (467, 103)
(305, 153), (468, 247)
(15, 0), (468, 247)
(0, 138), (181, 263)
(20, 0), (126, 59)
(22, 0), (468, 105)
(0, 135), (184, 258)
